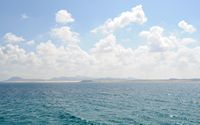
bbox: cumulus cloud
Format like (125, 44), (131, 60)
(0, 44), (37, 66)
(92, 5), (147, 34)
(1, 33), (200, 80)
(55, 10), (74, 24)
(91, 34), (129, 65)
(3, 33), (25, 44)
(36, 41), (91, 67)
(178, 20), (196, 33)
(140, 26), (176, 51)
(139, 26), (196, 52)
(89, 34), (137, 77)
(0, 41), (92, 79)
(51, 26), (79, 44)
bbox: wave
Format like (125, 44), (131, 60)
(58, 112), (106, 125)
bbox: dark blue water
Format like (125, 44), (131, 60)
(0, 82), (199, 125)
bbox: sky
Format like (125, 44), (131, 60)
(0, 0), (200, 80)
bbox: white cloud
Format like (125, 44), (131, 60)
(1, 33), (200, 80)
(21, 14), (29, 20)
(55, 10), (74, 24)
(89, 34), (136, 77)
(3, 33), (25, 44)
(178, 38), (196, 47)
(178, 20), (196, 33)
(139, 26), (176, 51)
(36, 41), (91, 67)
(0, 41), (92, 79)
(90, 34), (200, 78)
(139, 26), (196, 52)
(51, 26), (79, 44)
(1, 6), (200, 80)
(92, 5), (147, 34)
(0, 44), (37, 66)
(26, 40), (35, 45)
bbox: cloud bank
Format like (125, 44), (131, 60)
(0, 6), (200, 80)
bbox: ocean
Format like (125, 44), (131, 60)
(0, 82), (199, 125)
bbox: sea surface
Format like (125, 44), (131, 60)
(0, 82), (199, 125)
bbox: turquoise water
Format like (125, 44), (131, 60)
(0, 82), (199, 125)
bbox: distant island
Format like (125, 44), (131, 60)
(1, 76), (200, 83)
(2, 76), (92, 83)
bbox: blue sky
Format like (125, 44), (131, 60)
(0, 0), (199, 49)
(0, 0), (200, 79)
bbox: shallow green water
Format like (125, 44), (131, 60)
(0, 82), (199, 125)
